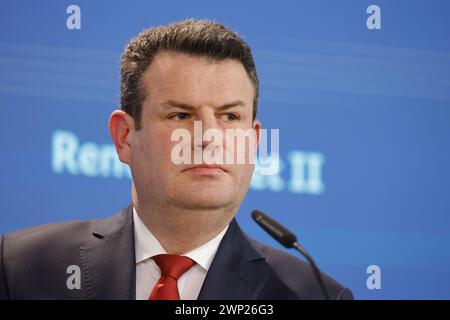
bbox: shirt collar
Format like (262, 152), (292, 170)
(133, 206), (228, 271)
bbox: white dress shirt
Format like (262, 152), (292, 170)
(133, 206), (229, 300)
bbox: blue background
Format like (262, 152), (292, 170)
(1, 0), (449, 299)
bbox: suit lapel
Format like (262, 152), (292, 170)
(197, 219), (271, 300)
(79, 203), (136, 300)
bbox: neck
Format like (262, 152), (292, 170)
(132, 185), (234, 255)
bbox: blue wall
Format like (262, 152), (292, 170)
(1, 0), (449, 299)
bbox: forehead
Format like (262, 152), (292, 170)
(140, 51), (254, 106)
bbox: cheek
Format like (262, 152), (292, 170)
(158, 130), (178, 154)
(130, 127), (181, 186)
(144, 129), (178, 165)
(132, 130), (162, 161)
(231, 163), (254, 183)
(243, 163), (255, 179)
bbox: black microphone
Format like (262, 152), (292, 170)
(251, 210), (331, 300)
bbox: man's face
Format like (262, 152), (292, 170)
(129, 52), (260, 212)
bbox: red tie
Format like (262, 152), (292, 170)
(148, 254), (196, 300)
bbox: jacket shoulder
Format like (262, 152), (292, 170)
(4, 219), (97, 253)
(2, 206), (127, 253)
(0, 206), (132, 299)
(247, 237), (353, 300)
(1, 218), (101, 299)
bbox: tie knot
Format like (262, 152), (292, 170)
(152, 254), (195, 280)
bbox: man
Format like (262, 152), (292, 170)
(0, 19), (352, 300)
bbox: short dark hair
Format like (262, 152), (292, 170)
(120, 19), (259, 130)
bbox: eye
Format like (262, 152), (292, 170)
(169, 112), (191, 121)
(222, 113), (241, 122)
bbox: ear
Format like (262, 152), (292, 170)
(109, 110), (134, 165)
(253, 118), (262, 147)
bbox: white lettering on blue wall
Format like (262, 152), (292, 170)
(52, 130), (132, 179)
(51, 130), (324, 194)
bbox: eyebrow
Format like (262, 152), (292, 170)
(162, 99), (246, 111)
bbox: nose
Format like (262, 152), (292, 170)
(193, 110), (223, 151)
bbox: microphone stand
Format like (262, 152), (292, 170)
(292, 241), (331, 300)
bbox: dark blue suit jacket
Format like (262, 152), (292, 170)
(0, 203), (353, 299)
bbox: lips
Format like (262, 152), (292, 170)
(181, 164), (227, 173)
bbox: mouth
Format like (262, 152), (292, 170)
(181, 164), (227, 174)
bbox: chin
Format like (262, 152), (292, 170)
(171, 191), (232, 210)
